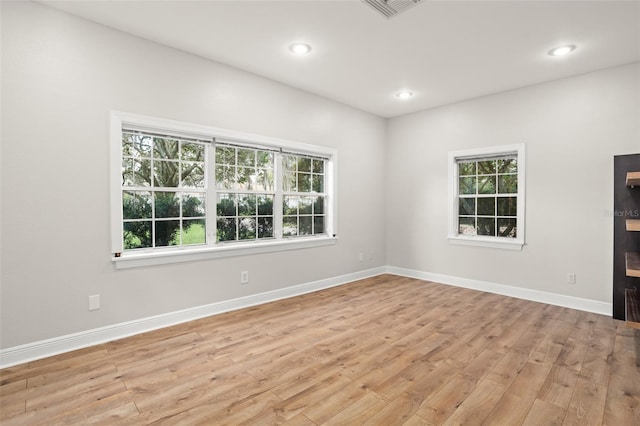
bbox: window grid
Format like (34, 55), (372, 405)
(457, 156), (518, 238)
(121, 131), (207, 250)
(215, 145), (276, 243)
(282, 154), (326, 237)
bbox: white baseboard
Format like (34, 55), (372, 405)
(386, 266), (612, 316)
(0, 266), (386, 369)
(0, 265), (612, 369)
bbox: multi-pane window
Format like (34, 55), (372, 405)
(112, 112), (336, 267)
(457, 156), (518, 238)
(215, 145), (275, 242)
(282, 154), (326, 237)
(117, 124), (333, 256)
(448, 144), (525, 250)
(121, 131), (207, 249)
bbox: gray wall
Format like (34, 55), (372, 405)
(0, 1), (387, 348)
(386, 63), (640, 304)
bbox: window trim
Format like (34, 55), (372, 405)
(447, 144), (525, 251)
(110, 111), (338, 268)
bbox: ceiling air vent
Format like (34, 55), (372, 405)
(362, 0), (423, 19)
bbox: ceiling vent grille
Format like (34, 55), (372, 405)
(362, 0), (423, 18)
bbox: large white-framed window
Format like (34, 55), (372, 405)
(448, 144), (525, 250)
(111, 111), (337, 268)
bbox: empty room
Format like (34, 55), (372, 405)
(1, 0), (639, 424)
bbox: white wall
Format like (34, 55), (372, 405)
(0, 2), (387, 349)
(386, 63), (640, 305)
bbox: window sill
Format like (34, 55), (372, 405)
(448, 235), (524, 251)
(113, 236), (338, 269)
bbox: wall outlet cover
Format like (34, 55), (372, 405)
(89, 294), (101, 311)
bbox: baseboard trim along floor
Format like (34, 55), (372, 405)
(0, 265), (612, 368)
(387, 266), (612, 317)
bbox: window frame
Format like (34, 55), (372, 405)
(110, 111), (337, 269)
(447, 144), (525, 250)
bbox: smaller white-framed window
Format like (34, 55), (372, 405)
(447, 144), (525, 250)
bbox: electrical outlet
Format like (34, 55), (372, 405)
(89, 294), (100, 311)
(240, 271), (249, 284)
(358, 252), (364, 262)
(567, 273), (576, 285)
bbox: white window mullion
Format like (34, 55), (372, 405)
(325, 159), (335, 237)
(206, 143), (217, 245)
(274, 152), (284, 239)
(177, 143), (183, 247)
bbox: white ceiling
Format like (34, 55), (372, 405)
(40, 0), (640, 118)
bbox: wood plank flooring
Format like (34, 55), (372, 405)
(1, 274), (639, 425)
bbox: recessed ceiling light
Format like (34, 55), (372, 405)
(289, 43), (312, 55)
(548, 45), (576, 57)
(395, 90), (414, 100)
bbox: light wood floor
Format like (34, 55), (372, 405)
(1, 274), (639, 425)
